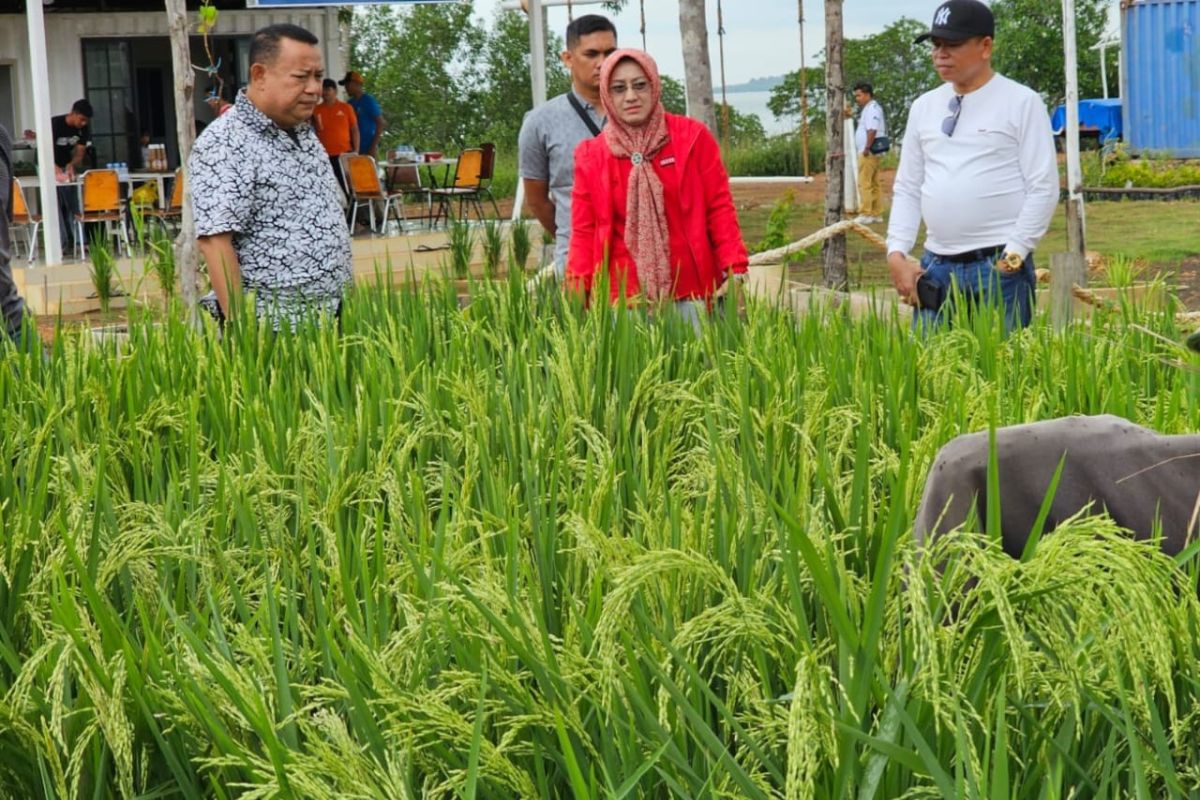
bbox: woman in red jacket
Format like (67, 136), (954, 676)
(567, 49), (748, 315)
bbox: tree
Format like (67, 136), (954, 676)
(715, 104), (767, 147)
(349, 4), (568, 151)
(661, 75), (687, 116)
(770, 17), (936, 141)
(768, 66), (825, 129)
(990, 0), (1113, 104)
(823, 0), (847, 291)
(843, 17), (937, 141)
(475, 7), (569, 146)
(678, 0), (719, 135)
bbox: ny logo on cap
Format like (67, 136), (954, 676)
(935, 6), (952, 25)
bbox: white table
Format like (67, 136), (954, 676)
(380, 158), (458, 188)
(17, 170), (175, 210)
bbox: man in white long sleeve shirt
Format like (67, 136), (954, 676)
(885, 0), (1059, 332)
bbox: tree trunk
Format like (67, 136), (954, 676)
(822, 0), (847, 290)
(678, 0), (718, 136)
(165, 0), (199, 317)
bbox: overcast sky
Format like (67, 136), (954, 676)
(469, 0), (1121, 87)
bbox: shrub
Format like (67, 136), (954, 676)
(725, 133), (827, 178)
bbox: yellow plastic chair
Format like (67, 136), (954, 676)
(75, 168), (130, 260)
(341, 153), (407, 233)
(10, 179), (42, 264)
(142, 168), (186, 231)
(430, 148), (487, 226)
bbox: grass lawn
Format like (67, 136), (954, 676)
(738, 198), (1200, 302)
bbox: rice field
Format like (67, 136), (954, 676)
(2, 274), (1199, 798)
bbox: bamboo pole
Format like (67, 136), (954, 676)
(718, 0), (731, 152)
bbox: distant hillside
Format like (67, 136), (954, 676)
(720, 75), (785, 94)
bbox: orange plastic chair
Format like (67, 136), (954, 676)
(431, 148), (488, 225)
(340, 153), (407, 233)
(10, 179), (42, 264)
(143, 168), (186, 230)
(75, 168), (129, 260)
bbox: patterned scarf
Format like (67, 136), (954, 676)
(599, 50), (672, 302)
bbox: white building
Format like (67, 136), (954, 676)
(1, 0), (347, 170)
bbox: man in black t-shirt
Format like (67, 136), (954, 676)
(50, 98), (93, 250)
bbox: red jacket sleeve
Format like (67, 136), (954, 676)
(566, 142), (599, 295)
(695, 125), (749, 274)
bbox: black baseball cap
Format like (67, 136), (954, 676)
(914, 0), (995, 44)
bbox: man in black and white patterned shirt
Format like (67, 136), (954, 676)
(190, 23), (351, 327)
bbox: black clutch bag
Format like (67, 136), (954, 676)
(915, 274), (947, 311)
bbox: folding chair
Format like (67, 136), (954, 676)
(10, 179), (42, 265)
(384, 162), (433, 227)
(430, 148), (486, 227)
(142, 168), (185, 233)
(341, 154), (406, 233)
(75, 168), (130, 260)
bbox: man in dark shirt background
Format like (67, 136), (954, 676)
(51, 99), (93, 250)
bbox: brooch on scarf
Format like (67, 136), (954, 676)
(631, 152), (644, 166)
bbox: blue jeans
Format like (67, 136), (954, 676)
(912, 250), (1036, 334)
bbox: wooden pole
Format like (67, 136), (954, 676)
(1050, 252), (1087, 330)
(798, 0), (810, 176)
(165, 0), (198, 314)
(822, 0), (847, 290)
(717, 0), (731, 151)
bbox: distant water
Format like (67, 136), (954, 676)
(720, 89), (797, 137)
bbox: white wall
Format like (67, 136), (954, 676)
(0, 7), (344, 136)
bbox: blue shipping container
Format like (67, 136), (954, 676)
(1122, 0), (1200, 157)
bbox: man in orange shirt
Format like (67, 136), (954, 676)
(312, 78), (359, 198)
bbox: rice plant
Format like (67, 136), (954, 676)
(145, 227), (177, 303)
(87, 231), (118, 314)
(481, 219), (504, 277)
(0, 273), (1197, 798)
(510, 216), (533, 272)
(448, 219), (475, 278)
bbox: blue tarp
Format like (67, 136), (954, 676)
(1050, 98), (1123, 142)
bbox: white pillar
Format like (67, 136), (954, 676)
(529, 0), (548, 108)
(1099, 42), (1109, 99)
(843, 117), (858, 214)
(25, 0), (63, 265)
(512, 0), (546, 221)
(1062, 0), (1086, 254)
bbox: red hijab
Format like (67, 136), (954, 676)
(599, 50), (673, 302)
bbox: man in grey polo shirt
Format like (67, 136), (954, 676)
(518, 15), (617, 276)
